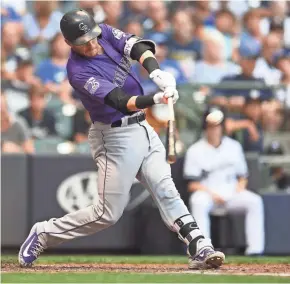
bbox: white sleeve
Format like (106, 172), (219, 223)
(183, 147), (203, 180)
(235, 143), (248, 178)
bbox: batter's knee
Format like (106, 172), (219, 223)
(92, 200), (124, 227)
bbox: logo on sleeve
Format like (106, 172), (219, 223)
(84, 77), (99, 95)
(112, 28), (125, 40)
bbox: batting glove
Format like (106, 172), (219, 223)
(153, 88), (179, 105)
(149, 69), (176, 91)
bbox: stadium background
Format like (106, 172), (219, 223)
(2, 0), (290, 258)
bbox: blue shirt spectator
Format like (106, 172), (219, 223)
(22, 2), (63, 64)
(168, 10), (202, 79)
(214, 38), (273, 100)
(35, 60), (66, 85)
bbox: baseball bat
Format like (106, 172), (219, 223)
(166, 97), (177, 164)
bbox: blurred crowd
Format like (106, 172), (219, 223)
(1, 0), (290, 162)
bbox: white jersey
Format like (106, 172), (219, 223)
(184, 136), (248, 201)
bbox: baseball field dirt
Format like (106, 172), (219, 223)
(2, 255), (290, 283)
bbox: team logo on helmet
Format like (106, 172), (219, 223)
(79, 22), (90, 33)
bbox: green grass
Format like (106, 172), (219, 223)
(2, 255), (290, 283)
(2, 272), (290, 283)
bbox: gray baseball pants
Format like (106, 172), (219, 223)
(37, 114), (203, 248)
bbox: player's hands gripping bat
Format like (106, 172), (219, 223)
(153, 88), (178, 164)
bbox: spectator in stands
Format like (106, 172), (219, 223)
(192, 16), (206, 41)
(22, 1), (63, 63)
(237, 92), (265, 153)
(184, 106), (265, 256)
(212, 39), (273, 110)
(71, 108), (91, 144)
(260, 1), (290, 48)
(1, 94), (34, 154)
(214, 9), (239, 61)
(35, 33), (73, 104)
(193, 1), (215, 27)
(121, 2), (148, 28)
(102, 1), (123, 28)
(1, 21), (24, 80)
(78, 0), (106, 24)
(254, 33), (283, 85)
(192, 29), (240, 84)
(143, 1), (170, 37)
(273, 49), (290, 84)
(123, 18), (144, 38)
(265, 141), (290, 192)
(2, 48), (40, 114)
(271, 49), (290, 107)
(168, 10), (202, 79)
(18, 84), (57, 140)
(133, 33), (187, 95)
(241, 9), (264, 45)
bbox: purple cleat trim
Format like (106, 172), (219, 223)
(18, 224), (44, 267)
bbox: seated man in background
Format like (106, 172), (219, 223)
(1, 94), (34, 154)
(183, 106), (265, 256)
(211, 39), (272, 110)
(226, 91), (267, 153)
(18, 84), (57, 140)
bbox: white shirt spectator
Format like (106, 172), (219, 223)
(253, 57), (282, 85)
(192, 61), (241, 84)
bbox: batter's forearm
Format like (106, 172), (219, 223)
(105, 88), (156, 114)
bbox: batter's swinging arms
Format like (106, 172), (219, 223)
(18, 9), (225, 270)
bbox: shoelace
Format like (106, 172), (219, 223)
(31, 242), (44, 257)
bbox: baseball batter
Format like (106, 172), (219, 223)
(19, 9), (225, 269)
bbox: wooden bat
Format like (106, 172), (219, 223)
(166, 97), (176, 164)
